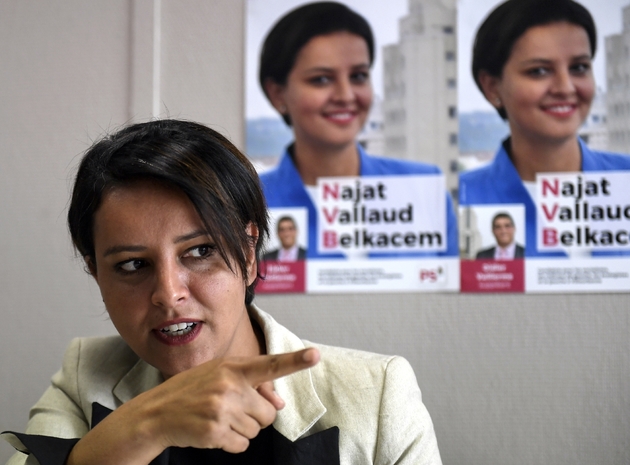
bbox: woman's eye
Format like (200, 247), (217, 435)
(185, 244), (215, 259)
(309, 75), (332, 85)
(571, 62), (591, 74)
(118, 259), (146, 273)
(526, 67), (549, 77)
(351, 71), (369, 84)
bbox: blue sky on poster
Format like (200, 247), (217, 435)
(246, 0), (630, 119)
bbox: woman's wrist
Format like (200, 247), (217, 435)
(65, 397), (166, 465)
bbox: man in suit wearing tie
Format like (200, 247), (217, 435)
(476, 212), (525, 260)
(263, 216), (307, 261)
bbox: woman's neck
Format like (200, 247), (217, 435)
(251, 314), (267, 356)
(509, 133), (581, 182)
(292, 139), (360, 186)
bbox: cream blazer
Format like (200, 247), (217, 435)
(3, 305), (442, 465)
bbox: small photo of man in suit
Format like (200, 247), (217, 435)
(476, 212), (525, 260)
(263, 215), (307, 261)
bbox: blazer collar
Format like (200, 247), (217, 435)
(112, 357), (163, 405)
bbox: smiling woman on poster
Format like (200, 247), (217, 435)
(258, 1), (458, 259)
(459, 0), (630, 257)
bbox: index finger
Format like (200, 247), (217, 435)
(242, 348), (320, 386)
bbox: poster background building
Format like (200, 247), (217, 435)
(382, 0), (458, 196)
(606, 4), (630, 153)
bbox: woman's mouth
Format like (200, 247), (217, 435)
(160, 322), (197, 336)
(154, 321), (202, 345)
(325, 111), (356, 123)
(542, 104), (577, 117)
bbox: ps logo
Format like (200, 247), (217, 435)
(419, 267), (444, 283)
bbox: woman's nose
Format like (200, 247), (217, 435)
(332, 78), (354, 102)
(551, 69), (576, 95)
(151, 262), (189, 309)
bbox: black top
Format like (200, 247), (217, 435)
(7, 403), (340, 465)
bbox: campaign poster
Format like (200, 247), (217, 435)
(258, 208), (307, 294)
(459, 170), (630, 293)
(459, 204), (525, 292)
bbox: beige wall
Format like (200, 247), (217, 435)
(1, 2), (629, 464)
(0, 0), (245, 461)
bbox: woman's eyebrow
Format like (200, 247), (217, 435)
(174, 229), (209, 244)
(102, 230), (209, 257)
(571, 54), (592, 61)
(303, 66), (335, 73)
(103, 245), (146, 257)
(304, 62), (370, 74)
(520, 54), (591, 66)
(519, 58), (553, 65)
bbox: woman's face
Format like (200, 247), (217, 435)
(481, 22), (594, 145)
(90, 180), (259, 379)
(268, 31), (373, 151)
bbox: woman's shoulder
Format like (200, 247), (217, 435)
(304, 340), (417, 385)
(51, 335), (162, 414)
(298, 341), (440, 464)
(58, 336), (147, 396)
(258, 146), (295, 184)
(583, 144), (630, 171)
(459, 142), (506, 181)
(305, 340), (395, 361)
(258, 164), (281, 184)
(63, 335), (138, 367)
(459, 161), (494, 182)
(361, 152), (442, 176)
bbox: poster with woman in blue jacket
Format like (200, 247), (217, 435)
(459, 0), (630, 293)
(255, 2), (459, 293)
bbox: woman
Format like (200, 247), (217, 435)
(459, 0), (630, 257)
(2, 120), (442, 464)
(258, 1), (458, 258)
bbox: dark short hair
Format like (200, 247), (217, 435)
(68, 119), (269, 305)
(276, 215), (297, 232)
(259, 1), (374, 125)
(472, 0), (596, 119)
(492, 212), (515, 228)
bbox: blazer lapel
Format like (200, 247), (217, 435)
(112, 357), (163, 404)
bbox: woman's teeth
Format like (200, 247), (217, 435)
(328, 112), (352, 121)
(161, 322), (196, 336)
(546, 105), (573, 113)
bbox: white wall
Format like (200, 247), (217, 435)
(0, 0), (244, 461)
(1, 2), (629, 464)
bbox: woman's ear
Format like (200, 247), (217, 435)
(245, 223), (259, 286)
(85, 256), (98, 282)
(478, 71), (502, 109)
(263, 78), (288, 114)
